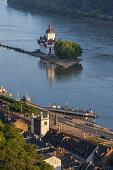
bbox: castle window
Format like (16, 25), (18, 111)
(44, 121), (47, 125)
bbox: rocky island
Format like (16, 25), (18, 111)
(0, 24), (83, 68)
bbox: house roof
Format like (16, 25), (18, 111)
(96, 145), (113, 158)
(43, 130), (97, 159)
(14, 119), (28, 131)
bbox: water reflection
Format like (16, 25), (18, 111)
(55, 64), (83, 80)
(38, 59), (83, 82)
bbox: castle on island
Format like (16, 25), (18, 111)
(38, 24), (57, 55)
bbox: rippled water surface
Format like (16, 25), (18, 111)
(0, 0), (113, 129)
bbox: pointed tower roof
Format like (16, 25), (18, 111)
(46, 24), (55, 34)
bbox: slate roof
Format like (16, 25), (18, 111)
(43, 130), (97, 159)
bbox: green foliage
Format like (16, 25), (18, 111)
(0, 95), (16, 103)
(109, 144), (113, 147)
(0, 122), (53, 170)
(89, 138), (104, 143)
(88, 9), (100, 18)
(0, 95), (37, 116)
(4, 104), (9, 111)
(0, 120), (5, 131)
(7, 0), (113, 22)
(39, 161), (54, 170)
(54, 40), (83, 59)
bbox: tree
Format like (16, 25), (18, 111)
(39, 162), (54, 170)
(88, 9), (100, 18)
(7, 0), (113, 20)
(0, 122), (53, 170)
(0, 95), (37, 116)
(54, 40), (83, 59)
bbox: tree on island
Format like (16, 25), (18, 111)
(0, 120), (54, 170)
(54, 40), (83, 59)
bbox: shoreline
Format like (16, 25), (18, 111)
(1, 104), (113, 146)
(7, 2), (113, 27)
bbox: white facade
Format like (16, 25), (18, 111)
(31, 112), (49, 138)
(38, 24), (56, 55)
(45, 156), (61, 170)
(40, 112), (49, 138)
(46, 32), (55, 41)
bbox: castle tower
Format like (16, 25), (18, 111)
(46, 24), (55, 41)
(31, 113), (35, 134)
(40, 112), (49, 138)
(31, 112), (49, 138)
(38, 24), (57, 55)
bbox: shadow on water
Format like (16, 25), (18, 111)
(55, 64), (83, 80)
(38, 59), (83, 82)
(93, 54), (113, 62)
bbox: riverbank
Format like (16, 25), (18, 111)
(0, 93), (113, 145)
(1, 104), (113, 146)
(7, 0), (113, 27)
(0, 43), (81, 68)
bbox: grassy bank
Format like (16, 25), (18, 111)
(89, 138), (104, 144)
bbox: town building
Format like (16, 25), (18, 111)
(0, 86), (7, 95)
(14, 119), (28, 132)
(31, 112), (49, 138)
(94, 144), (113, 168)
(45, 155), (61, 170)
(38, 24), (57, 55)
(43, 130), (98, 164)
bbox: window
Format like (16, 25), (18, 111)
(44, 121), (47, 125)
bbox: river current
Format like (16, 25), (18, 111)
(0, 0), (113, 129)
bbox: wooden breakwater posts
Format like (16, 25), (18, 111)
(0, 42), (82, 68)
(0, 43), (40, 56)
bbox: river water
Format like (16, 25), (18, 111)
(0, 0), (113, 129)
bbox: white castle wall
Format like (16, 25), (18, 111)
(40, 113), (49, 138)
(40, 43), (49, 54)
(40, 43), (55, 55)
